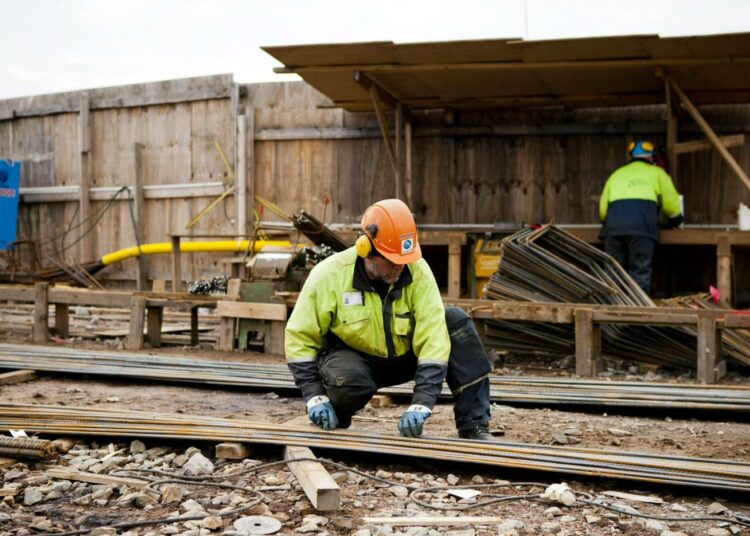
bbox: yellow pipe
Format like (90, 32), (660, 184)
(101, 240), (292, 266)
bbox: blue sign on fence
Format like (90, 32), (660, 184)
(0, 161), (21, 251)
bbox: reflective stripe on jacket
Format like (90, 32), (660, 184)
(599, 160), (681, 239)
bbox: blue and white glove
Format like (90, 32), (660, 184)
(307, 395), (338, 430)
(398, 405), (432, 437)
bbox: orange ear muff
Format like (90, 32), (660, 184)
(628, 141), (635, 152)
(355, 234), (372, 258)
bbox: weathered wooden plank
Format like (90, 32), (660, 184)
(216, 300), (287, 321)
(47, 468), (147, 489)
(54, 303), (69, 339)
(575, 309), (603, 377)
(0, 75), (233, 119)
(697, 316), (726, 384)
(127, 296), (146, 350)
(0, 370), (37, 385)
(33, 282), (49, 343)
(283, 445), (340, 511)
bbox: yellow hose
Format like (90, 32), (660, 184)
(101, 240), (293, 266)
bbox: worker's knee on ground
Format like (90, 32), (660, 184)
(445, 306), (474, 343)
(319, 353), (378, 413)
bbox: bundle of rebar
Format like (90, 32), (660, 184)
(3, 344), (750, 413)
(1, 403), (748, 491)
(483, 225), (728, 369)
(0, 435), (57, 460)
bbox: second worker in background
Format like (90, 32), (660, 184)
(599, 140), (684, 295)
(285, 199), (493, 440)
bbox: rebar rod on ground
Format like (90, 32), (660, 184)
(0, 435), (56, 460)
(2, 344), (750, 413)
(1, 403), (748, 492)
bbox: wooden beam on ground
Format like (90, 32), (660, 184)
(697, 317), (726, 384)
(127, 296), (146, 350)
(54, 303), (69, 339)
(674, 134), (745, 155)
(216, 300), (287, 321)
(283, 445), (340, 511)
(668, 75), (750, 193)
(47, 468), (147, 489)
(0, 370), (37, 385)
(33, 282), (49, 343)
(575, 309), (603, 377)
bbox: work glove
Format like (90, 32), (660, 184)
(397, 405), (432, 437)
(306, 395), (338, 430)
(668, 213), (684, 230)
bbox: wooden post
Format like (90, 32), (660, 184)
(405, 119), (413, 207)
(170, 236), (182, 293)
(265, 296), (286, 355)
(218, 317), (236, 352)
(575, 309), (603, 377)
(369, 86), (399, 178)
(717, 236), (732, 308)
(668, 76), (750, 193)
(236, 114), (248, 237)
(133, 143), (147, 290)
(54, 304), (69, 339)
(697, 317), (725, 384)
(665, 78), (678, 182)
(78, 93), (94, 263)
(127, 296), (146, 350)
(146, 306), (163, 348)
(33, 282), (49, 343)
(283, 445), (340, 511)
(448, 235), (462, 299)
(395, 102), (403, 201)
(190, 306), (199, 346)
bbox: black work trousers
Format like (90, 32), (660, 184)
(317, 307), (492, 434)
(604, 235), (656, 295)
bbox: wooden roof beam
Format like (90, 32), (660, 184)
(665, 74), (750, 194)
(293, 56), (750, 75)
(353, 71), (416, 122)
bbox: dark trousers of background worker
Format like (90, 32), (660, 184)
(317, 307), (492, 434)
(604, 235), (656, 295)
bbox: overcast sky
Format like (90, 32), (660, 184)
(2, 0), (750, 99)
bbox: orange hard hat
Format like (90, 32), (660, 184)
(361, 199), (421, 265)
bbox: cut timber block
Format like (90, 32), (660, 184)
(47, 468), (147, 489)
(0, 370), (37, 385)
(50, 438), (77, 453)
(216, 442), (251, 460)
(369, 395), (395, 408)
(283, 445), (340, 511)
(0, 458), (17, 469)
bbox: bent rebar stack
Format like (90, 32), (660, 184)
(483, 225), (743, 369)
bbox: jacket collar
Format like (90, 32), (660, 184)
(353, 256), (413, 292)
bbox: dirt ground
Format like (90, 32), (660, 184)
(1, 331), (750, 535)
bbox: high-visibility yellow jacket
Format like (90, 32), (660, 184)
(285, 246), (450, 406)
(599, 160), (682, 239)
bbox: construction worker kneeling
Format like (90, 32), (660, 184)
(285, 199), (493, 440)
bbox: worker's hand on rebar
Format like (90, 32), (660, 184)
(398, 405), (432, 437)
(306, 395), (338, 430)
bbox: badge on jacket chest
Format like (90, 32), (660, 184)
(342, 291), (364, 306)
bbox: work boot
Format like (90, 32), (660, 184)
(458, 423), (493, 441)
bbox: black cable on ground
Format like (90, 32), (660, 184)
(43, 456), (750, 534)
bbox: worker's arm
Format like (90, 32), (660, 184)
(599, 179), (611, 221)
(658, 168), (683, 227)
(285, 271), (333, 401)
(409, 262), (450, 409)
